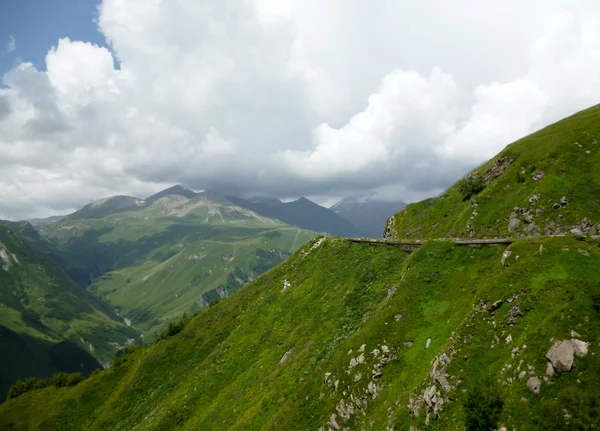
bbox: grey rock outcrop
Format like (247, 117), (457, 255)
(546, 340), (574, 372)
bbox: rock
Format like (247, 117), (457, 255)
(527, 376), (541, 394)
(560, 196), (569, 206)
(501, 250), (512, 266)
(426, 338), (431, 349)
(279, 349), (293, 364)
(329, 413), (340, 430)
(578, 248), (590, 257)
(367, 381), (381, 399)
(571, 339), (589, 357)
(336, 399), (355, 421)
(372, 370), (383, 379)
(546, 340), (574, 372)
(387, 285), (397, 300)
(383, 216), (396, 239)
(508, 217), (521, 233)
(358, 344), (366, 353)
(395, 314), (403, 321)
(381, 345), (390, 354)
(529, 194), (540, 204)
(546, 362), (555, 376)
(403, 341), (413, 347)
(539, 244), (544, 254)
(570, 228), (583, 235)
(532, 171), (545, 181)
(508, 305), (523, 326)
(570, 330), (581, 338)
(553, 203), (562, 209)
(505, 334), (512, 344)
(519, 370), (527, 379)
(489, 300), (503, 313)
(354, 372), (362, 382)
(324, 372), (332, 384)
(357, 353), (365, 364)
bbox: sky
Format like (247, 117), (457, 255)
(1, 0), (600, 220)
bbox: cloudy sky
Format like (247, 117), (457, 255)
(1, 0), (600, 220)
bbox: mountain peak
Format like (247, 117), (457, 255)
(145, 185), (197, 204)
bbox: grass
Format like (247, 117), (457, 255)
(1, 234), (599, 430)
(0, 225), (137, 400)
(392, 104), (600, 240)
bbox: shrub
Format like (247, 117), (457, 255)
(464, 376), (504, 431)
(458, 176), (486, 200)
(156, 312), (190, 342)
(6, 372), (84, 401)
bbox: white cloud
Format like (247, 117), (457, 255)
(1, 0), (600, 219)
(1, 35), (16, 57)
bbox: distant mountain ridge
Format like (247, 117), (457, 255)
(331, 197), (406, 237)
(57, 186), (365, 237)
(34, 187), (318, 339)
(227, 195), (365, 237)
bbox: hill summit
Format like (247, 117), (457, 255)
(387, 105), (600, 240)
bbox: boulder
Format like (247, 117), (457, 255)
(527, 376), (541, 394)
(546, 340), (574, 372)
(571, 339), (589, 357)
(546, 362), (555, 376)
(508, 217), (521, 233)
(532, 171), (545, 181)
(501, 250), (512, 266)
(489, 300), (503, 313)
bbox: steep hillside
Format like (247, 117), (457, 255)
(0, 224), (136, 400)
(227, 196), (364, 237)
(389, 104), (600, 240)
(1, 235), (599, 429)
(332, 197), (406, 237)
(37, 190), (317, 337)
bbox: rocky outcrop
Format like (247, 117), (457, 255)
(546, 340), (574, 372)
(546, 338), (589, 373)
(383, 216), (396, 239)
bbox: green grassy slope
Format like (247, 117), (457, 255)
(37, 193), (317, 338)
(0, 225), (136, 400)
(390, 104), (600, 240)
(1, 235), (599, 430)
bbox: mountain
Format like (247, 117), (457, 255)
(67, 195), (145, 220)
(27, 215), (67, 225)
(331, 197), (407, 237)
(36, 188), (317, 337)
(144, 185), (197, 205)
(3, 106), (600, 429)
(388, 105), (600, 240)
(0, 223), (136, 400)
(227, 196), (365, 237)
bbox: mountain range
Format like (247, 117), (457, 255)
(3, 104), (600, 429)
(331, 197), (406, 237)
